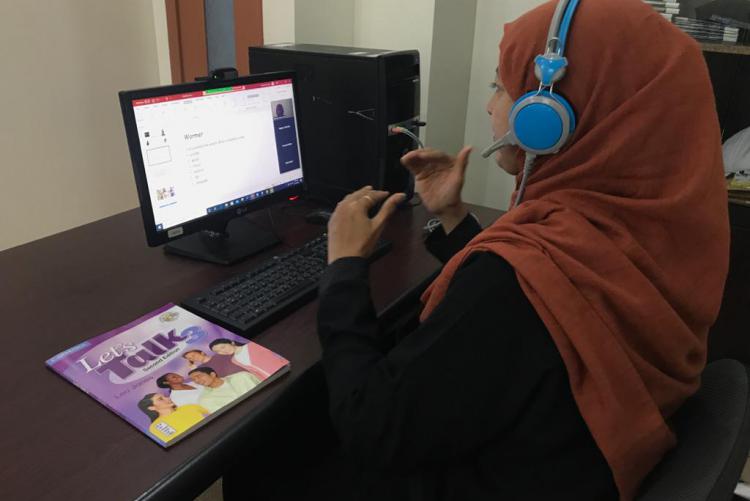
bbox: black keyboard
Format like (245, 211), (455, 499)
(182, 233), (391, 336)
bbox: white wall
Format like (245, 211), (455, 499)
(353, 0), (435, 133)
(262, 0), (295, 44)
(427, 0), (478, 154)
(0, 0), (164, 251)
(462, 0), (547, 210)
(295, 0), (355, 46)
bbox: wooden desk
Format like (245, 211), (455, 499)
(0, 201), (501, 501)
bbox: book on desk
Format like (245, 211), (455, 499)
(45, 304), (290, 447)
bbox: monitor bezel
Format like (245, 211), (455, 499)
(119, 71), (307, 248)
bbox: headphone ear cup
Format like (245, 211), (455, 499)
(509, 91), (576, 155)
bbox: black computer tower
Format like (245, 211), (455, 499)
(249, 44), (421, 204)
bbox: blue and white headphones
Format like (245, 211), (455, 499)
(481, 0), (581, 206)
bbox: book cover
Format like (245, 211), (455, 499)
(45, 304), (290, 447)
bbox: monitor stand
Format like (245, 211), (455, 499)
(164, 216), (280, 265)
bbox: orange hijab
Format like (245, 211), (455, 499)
(420, 0), (729, 498)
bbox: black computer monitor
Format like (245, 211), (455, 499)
(119, 72), (306, 265)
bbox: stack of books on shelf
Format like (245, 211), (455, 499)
(727, 172), (750, 206)
(643, 1), (681, 22)
(642, 0), (750, 44)
(673, 16), (742, 43)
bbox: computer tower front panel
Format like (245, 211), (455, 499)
(380, 52), (421, 202)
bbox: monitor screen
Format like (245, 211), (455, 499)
(130, 78), (304, 233)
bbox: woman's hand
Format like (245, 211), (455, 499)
(327, 186), (406, 264)
(401, 147), (472, 232)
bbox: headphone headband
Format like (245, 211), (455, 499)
(546, 0), (580, 58)
(537, 0), (581, 86)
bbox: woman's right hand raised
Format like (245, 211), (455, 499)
(401, 146), (472, 230)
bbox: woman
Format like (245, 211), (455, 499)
(223, 0), (728, 499)
(208, 338), (288, 380)
(137, 393), (209, 444)
(182, 348), (242, 377)
(317, 0), (729, 500)
(155, 372), (204, 407)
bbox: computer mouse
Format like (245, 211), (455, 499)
(305, 209), (332, 225)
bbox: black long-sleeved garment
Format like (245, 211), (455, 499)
(317, 215), (618, 500)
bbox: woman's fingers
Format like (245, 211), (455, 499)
(373, 193), (406, 230)
(456, 146), (473, 176)
(357, 190), (389, 210)
(351, 185), (374, 198)
(400, 151), (429, 175)
(341, 185), (374, 204)
(401, 148), (451, 169)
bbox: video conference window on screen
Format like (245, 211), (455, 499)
(132, 79), (304, 232)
